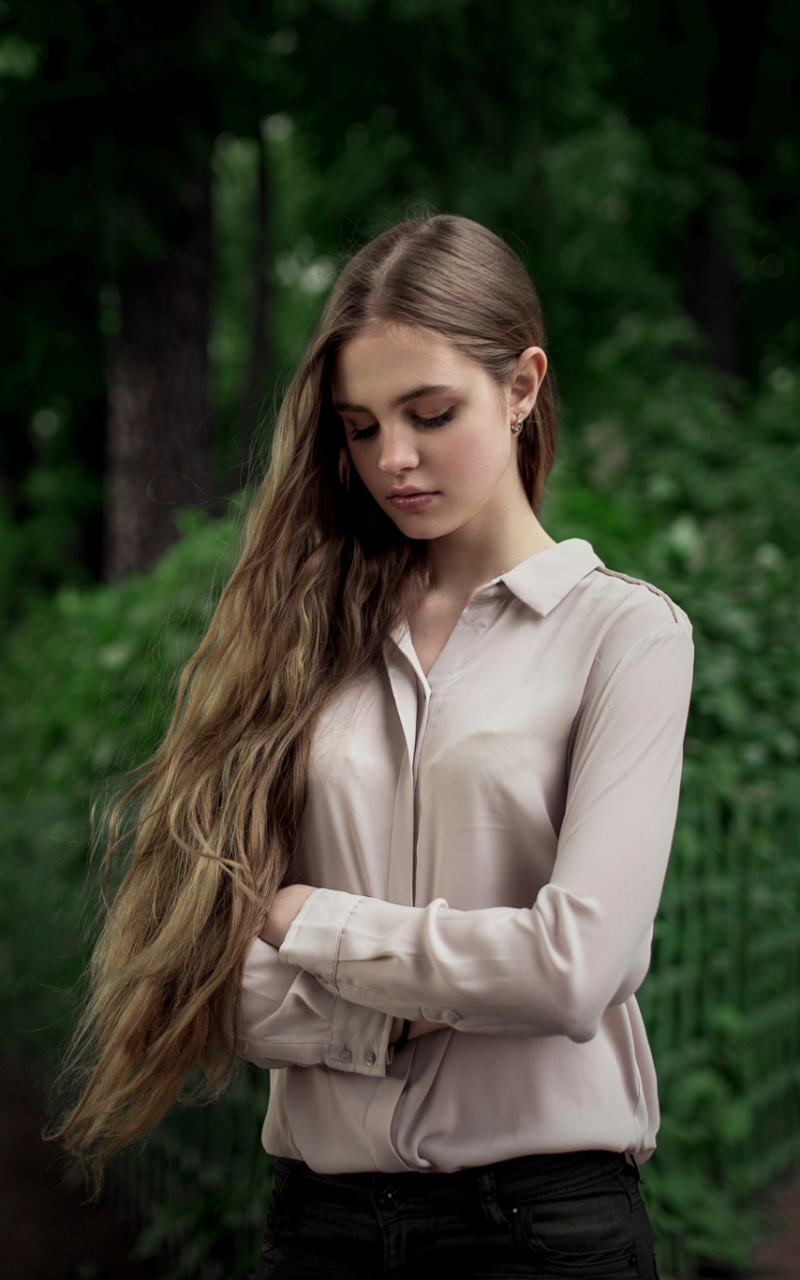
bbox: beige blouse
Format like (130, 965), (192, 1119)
(236, 538), (695, 1173)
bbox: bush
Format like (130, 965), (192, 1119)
(0, 507), (239, 1072)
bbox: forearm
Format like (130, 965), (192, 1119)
(281, 887), (650, 1042)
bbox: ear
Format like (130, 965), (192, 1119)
(509, 347), (547, 420)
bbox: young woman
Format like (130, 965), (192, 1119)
(58, 215), (694, 1278)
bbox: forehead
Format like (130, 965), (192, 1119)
(331, 324), (482, 404)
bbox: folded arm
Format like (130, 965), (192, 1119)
(279, 620), (694, 1043)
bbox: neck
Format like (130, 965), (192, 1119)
(426, 492), (556, 606)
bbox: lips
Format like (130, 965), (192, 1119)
(388, 491), (438, 512)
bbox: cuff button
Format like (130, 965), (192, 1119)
(366, 1051), (376, 1066)
(339, 1047), (353, 1064)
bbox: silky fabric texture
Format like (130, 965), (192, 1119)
(251, 1151), (659, 1279)
(236, 539), (695, 1173)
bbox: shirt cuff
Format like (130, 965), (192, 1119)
(241, 932), (394, 1076)
(327, 996), (395, 1076)
(280, 887), (362, 994)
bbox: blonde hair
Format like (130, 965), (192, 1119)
(52, 214), (558, 1191)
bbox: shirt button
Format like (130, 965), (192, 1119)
(339, 1047), (353, 1064)
(366, 1051), (376, 1066)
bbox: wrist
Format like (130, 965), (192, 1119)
(260, 884), (316, 948)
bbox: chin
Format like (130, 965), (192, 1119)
(392, 511), (449, 533)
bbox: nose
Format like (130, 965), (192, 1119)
(376, 424), (419, 475)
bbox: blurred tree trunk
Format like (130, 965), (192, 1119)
(684, 0), (771, 378)
(238, 131), (272, 484)
(105, 167), (213, 583)
(686, 232), (741, 377)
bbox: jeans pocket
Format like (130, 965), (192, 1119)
(258, 1160), (297, 1254)
(511, 1168), (644, 1277)
(271, 1158), (297, 1204)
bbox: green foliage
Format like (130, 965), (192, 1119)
(120, 1066), (274, 1277)
(0, 508), (239, 1069)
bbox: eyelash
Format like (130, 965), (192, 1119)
(350, 408), (455, 442)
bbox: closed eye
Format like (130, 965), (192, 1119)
(349, 407), (455, 442)
(350, 422), (379, 441)
(412, 409), (455, 429)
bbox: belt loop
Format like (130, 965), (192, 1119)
(477, 1168), (508, 1229)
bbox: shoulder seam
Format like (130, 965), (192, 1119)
(593, 565), (678, 623)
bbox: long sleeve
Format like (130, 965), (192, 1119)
(236, 936), (395, 1076)
(280, 619), (694, 1044)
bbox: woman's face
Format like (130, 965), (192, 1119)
(332, 324), (544, 542)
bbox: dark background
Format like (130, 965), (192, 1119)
(3, 0), (799, 595)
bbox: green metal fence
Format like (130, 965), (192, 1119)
(106, 781), (800, 1278)
(639, 784), (800, 1275)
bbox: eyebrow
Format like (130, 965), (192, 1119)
(332, 383), (455, 414)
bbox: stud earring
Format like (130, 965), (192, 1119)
(511, 413), (525, 435)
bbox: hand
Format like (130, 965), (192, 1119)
(259, 884), (317, 949)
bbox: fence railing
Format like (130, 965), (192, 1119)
(639, 786), (800, 1276)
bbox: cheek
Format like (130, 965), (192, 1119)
(442, 427), (508, 488)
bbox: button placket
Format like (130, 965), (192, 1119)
(410, 681), (431, 904)
(384, 645), (421, 906)
(425, 592), (508, 690)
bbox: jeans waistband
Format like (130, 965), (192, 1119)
(276, 1149), (629, 1201)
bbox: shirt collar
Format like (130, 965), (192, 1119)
(387, 538), (604, 658)
(484, 537), (604, 617)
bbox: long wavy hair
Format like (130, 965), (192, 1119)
(52, 213), (559, 1191)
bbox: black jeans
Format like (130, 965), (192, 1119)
(251, 1149), (659, 1279)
